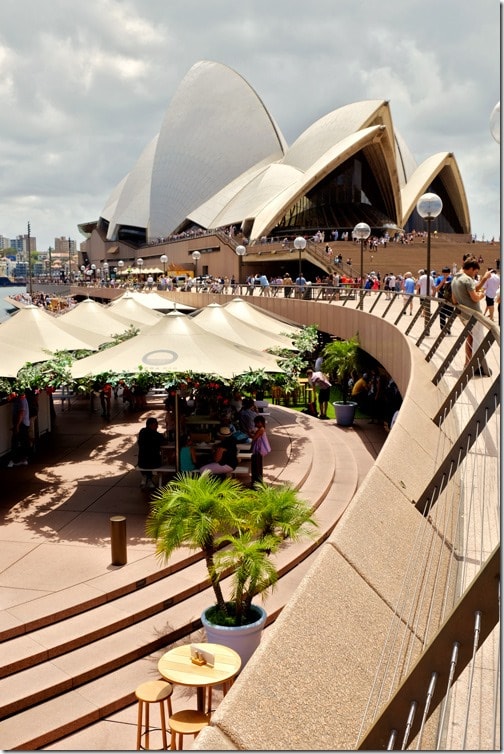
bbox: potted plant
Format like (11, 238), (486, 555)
(146, 473), (317, 667)
(233, 368), (269, 400)
(322, 335), (362, 426)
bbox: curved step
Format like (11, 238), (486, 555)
(0, 407), (312, 643)
(0, 413), (345, 684)
(0, 417), (358, 748)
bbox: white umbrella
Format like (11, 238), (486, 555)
(0, 340), (53, 378)
(0, 305), (102, 352)
(58, 298), (140, 340)
(71, 310), (284, 379)
(223, 298), (302, 337)
(109, 292), (165, 325)
(128, 290), (195, 312)
(191, 303), (297, 351)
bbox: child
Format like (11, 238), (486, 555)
(250, 415), (271, 487)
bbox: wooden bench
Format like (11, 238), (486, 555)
(137, 466), (176, 485)
(237, 452), (252, 461)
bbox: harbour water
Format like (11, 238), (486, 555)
(0, 286), (26, 322)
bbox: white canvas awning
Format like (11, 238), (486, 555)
(109, 292), (165, 325)
(223, 298), (302, 337)
(58, 298), (140, 340)
(128, 290), (195, 312)
(0, 305), (102, 353)
(191, 303), (296, 351)
(71, 311), (284, 379)
(0, 340), (53, 378)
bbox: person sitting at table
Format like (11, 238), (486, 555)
(219, 409), (250, 443)
(137, 417), (164, 490)
(238, 397), (258, 437)
(199, 427), (238, 478)
(179, 435), (199, 473)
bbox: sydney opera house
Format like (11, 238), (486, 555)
(80, 60), (471, 275)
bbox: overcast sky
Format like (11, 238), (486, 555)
(0, 0), (500, 251)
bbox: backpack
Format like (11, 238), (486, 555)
(443, 279), (453, 302)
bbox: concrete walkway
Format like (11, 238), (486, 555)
(0, 395), (386, 750)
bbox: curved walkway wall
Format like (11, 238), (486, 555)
(151, 292), (459, 750)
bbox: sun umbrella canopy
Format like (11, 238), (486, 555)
(0, 305), (102, 352)
(128, 290), (195, 312)
(0, 340), (53, 378)
(223, 298), (302, 337)
(58, 298), (139, 340)
(71, 311), (284, 379)
(191, 303), (297, 351)
(109, 292), (165, 325)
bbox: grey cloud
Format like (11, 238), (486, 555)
(0, 0), (499, 248)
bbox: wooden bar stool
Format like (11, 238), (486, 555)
(168, 710), (210, 750)
(135, 679), (173, 750)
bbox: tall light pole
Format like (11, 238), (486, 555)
(27, 221), (33, 299)
(160, 254), (168, 275)
(235, 245), (246, 290)
(103, 261), (109, 284)
(137, 257), (144, 281)
(68, 236), (72, 283)
(117, 260), (124, 281)
(192, 250), (201, 279)
(416, 192), (443, 331)
(353, 222), (371, 306)
(294, 236), (306, 279)
(48, 245), (53, 282)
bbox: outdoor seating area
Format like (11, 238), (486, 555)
(0, 392), (386, 750)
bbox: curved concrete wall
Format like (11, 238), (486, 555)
(160, 292), (456, 750)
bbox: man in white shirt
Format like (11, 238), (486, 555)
(483, 269), (500, 321)
(415, 269), (435, 333)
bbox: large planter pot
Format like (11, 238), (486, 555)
(333, 401), (357, 427)
(201, 604), (267, 669)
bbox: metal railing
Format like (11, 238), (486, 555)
(321, 289), (501, 750)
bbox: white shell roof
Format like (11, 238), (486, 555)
(149, 60), (287, 239)
(104, 135), (158, 240)
(99, 62), (470, 240)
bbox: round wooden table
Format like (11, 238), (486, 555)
(158, 642), (241, 713)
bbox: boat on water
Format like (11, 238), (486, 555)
(0, 276), (26, 286)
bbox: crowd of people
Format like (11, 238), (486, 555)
(137, 391), (272, 490)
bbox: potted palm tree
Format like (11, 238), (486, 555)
(146, 473), (316, 667)
(322, 335), (362, 426)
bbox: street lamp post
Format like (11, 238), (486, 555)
(160, 254), (168, 275)
(91, 264), (96, 283)
(68, 237), (72, 283)
(416, 192), (443, 333)
(117, 260), (124, 281)
(103, 261), (109, 284)
(353, 222), (371, 307)
(293, 236), (307, 279)
(192, 250), (201, 279)
(235, 245), (246, 292)
(48, 246), (53, 282)
(27, 221), (33, 299)
(137, 257), (144, 282)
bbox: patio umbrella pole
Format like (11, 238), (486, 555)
(175, 389), (180, 473)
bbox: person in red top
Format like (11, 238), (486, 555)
(100, 383), (112, 420)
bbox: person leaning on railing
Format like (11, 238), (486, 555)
(450, 257), (492, 376)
